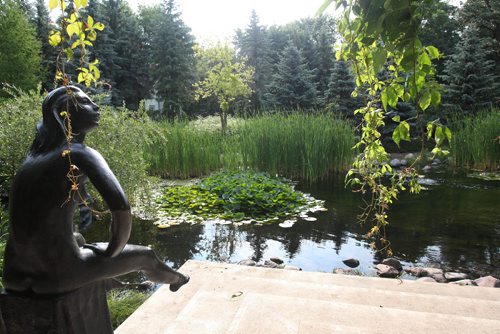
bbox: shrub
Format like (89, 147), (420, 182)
(107, 289), (150, 329)
(0, 87), (41, 196)
(86, 103), (162, 206)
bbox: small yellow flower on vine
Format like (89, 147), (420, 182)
(71, 183), (79, 191)
(61, 149), (71, 157)
(60, 111), (68, 117)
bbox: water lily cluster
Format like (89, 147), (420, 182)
(154, 170), (326, 228)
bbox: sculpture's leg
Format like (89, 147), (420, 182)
(81, 243), (190, 292)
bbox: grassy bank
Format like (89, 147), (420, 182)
(145, 112), (356, 183)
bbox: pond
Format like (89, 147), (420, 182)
(85, 172), (500, 280)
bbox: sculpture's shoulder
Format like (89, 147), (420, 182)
(69, 143), (110, 173)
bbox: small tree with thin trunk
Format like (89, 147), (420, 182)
(193, 43), (254, 135)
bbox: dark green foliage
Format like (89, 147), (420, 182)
(235, 10), (273, 109)
(99, 0), (150, 109)
(34, 0), (57, 90)
(147, 0), (195, 118)
(0, 206), (8, 289)
(459, 0), (500, 64)
(158, 170), (312, 223)
(451, 108), (500, 171)
(441, 28), (500, 111)
(265, 42), (318, 108)
(323, 60), (360, 115)
(107, 290), (150, 329)
(0, 87), (41, 196)
(419, 0), (460, 76)
(0, 0), (41, 95)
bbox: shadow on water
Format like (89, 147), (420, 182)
(84, 173), (500, 279)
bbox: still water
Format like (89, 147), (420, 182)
(85, 173), (500, 279)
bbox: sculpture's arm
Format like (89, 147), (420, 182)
(72, 145), (131, 257)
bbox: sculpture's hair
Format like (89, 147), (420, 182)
(29, 86), (82, 155)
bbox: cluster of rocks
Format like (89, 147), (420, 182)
(237, 256), (500, 288)
(237, 258), (301, 271)
(342, 257), (500, 288)
(388, 153), (448, 174)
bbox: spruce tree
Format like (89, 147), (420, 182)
(0, 0), (41, 95)
(265, 42), (317, 109)
(441, 28), (499, 111)
(323, 60), (360, 116)
(34, 0), (56, 90)
(235, 10), (273, 109)
(149, 0), (195, 118)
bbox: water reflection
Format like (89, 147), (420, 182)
(85, 174), (500, 279)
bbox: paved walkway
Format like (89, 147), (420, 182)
(116, 260), (500, 334)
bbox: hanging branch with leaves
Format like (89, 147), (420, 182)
(48, 0), (104, 87)
(47, 0), (104, 204)
(319, 0), (452, 255)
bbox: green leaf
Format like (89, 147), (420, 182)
(444, 126), (452, 145)
(430, 90), (441, 108)
(426, 122), (433, 140)
(419, 90), (431, 111)
(392, 121), (410, 147)
(67, 22), (80, 38)
(392, 115), (401, 122)
(426, 46), (440, 59)
(48, 31), (61, 46)
(372, 49), (387, 74)
(435, 126), (444, 145)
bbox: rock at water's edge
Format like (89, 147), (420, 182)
(375, 264), (400, 278)
(343, 258), (360, 268)
(474, 276), (500, 288)
(381, 258), (403, 271)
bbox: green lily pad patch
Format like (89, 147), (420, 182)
(154, 170), (326, 228)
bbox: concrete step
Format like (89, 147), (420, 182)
(116, 260), (500, 334)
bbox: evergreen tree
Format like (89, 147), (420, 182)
(0, 0), (41, 95)
(323, 60), (360, 116)
(265, 42), (317, 109)
(97, 0), (149, 108)
(34, 0), (56, 90)
(441, 28), (499, 111)
(149, 0), (195, 118)
(235, 10), (273, 109)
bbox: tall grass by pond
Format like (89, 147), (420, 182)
(145, 112), (356, 182)
(451, 108), (500, 171)
(237, 113), (356, 182)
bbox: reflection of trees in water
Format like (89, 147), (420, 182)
(154, 224), (205, 268)
(198, 224), (246, 262)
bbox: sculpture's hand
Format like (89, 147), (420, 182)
(104, 210), (132, 257)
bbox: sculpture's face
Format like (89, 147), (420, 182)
(67, 88), (100, 134)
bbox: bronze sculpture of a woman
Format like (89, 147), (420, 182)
(2, 86), (189, 296)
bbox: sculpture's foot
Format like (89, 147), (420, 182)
(169, 274), (190, 292)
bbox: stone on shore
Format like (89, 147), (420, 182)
(343, 258), (360, 268)
(474, 276), (500, 288)
(375, 264), (400, 278)
(450, 279), (477, 286)
(416, 277), (437, 283)
(444, 272), (469, 282)
(381, 258), (403, 271)
(238, 259), (256, 266)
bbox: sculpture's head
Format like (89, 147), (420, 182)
(30, 86), (100, 155)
